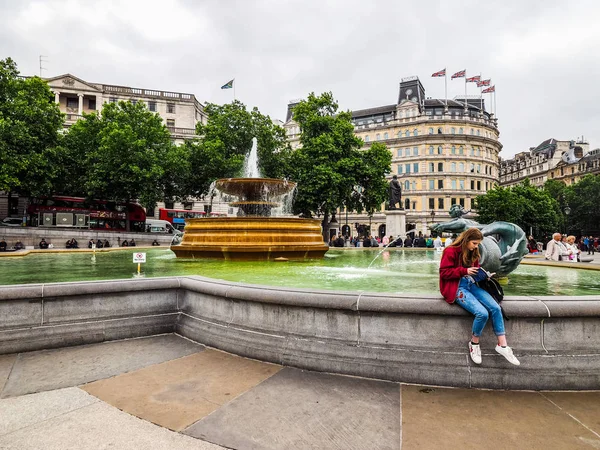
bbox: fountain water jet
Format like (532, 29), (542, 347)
(171, 138), (329, 260)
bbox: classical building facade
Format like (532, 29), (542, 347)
(284, 76), (503, 238)
(45, 74), (208, 144)
(499, 138), (590, 188)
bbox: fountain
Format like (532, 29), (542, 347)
(170, 138), (329, 260)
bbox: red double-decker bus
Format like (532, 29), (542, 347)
(28, 196), (146, 231)
(158, 208), (207, 231)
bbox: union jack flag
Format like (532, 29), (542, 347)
(482, 85), (495, 93)
(431, 69), (446, 77)
(451, 70), (466, 79)
(477, 79), (491, 87)
(466, 75), (481, 83)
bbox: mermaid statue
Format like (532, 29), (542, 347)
(430, 205), (528, 277)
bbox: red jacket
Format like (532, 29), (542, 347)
(439, 246), (479, 304)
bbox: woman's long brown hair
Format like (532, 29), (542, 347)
(449, 228), (483, 267)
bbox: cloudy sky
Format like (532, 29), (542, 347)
(1, 0), (599, 157)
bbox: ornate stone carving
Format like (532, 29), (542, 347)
(62, 77), (75, 86)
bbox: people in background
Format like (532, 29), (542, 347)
(38, 238), (49, 249)
(152, 239), (160, 246)
(103, 239), (111, 248)
(66, 238), (79, 249)
(565, 235), (580, 262)
(545, 233), (565, 261)
(0, 239), (7, 251)
(129, 239), (136, 247)
(96, 239), (104, 249)
(88, 239), (95, 249)
(122, 239), (129, 247)
(14, 240), (24, 250)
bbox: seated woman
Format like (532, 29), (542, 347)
(96, 239), (104, 249)
(527, 235), (538, 253)
(152, 239), (160, 246)
(39, 238), (49, 249)
(88, 239), (95, 249)
(0, 239), (7, 251)
(103, 239), (110, 248)
(122, 240), (129, 247)
(14, 240), (24, 250)
(129, 239), (136, 247)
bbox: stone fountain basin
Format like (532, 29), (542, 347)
(215, 178), (297, 199)
(0, 276), (598, 391)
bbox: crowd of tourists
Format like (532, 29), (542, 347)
(330, 233), (455, 249)
(544, 233), (598, 262)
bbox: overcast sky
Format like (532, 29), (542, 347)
(1, 0), (599, 158)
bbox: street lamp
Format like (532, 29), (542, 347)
(564, 204), (571, 233)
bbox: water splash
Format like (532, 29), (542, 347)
(243, 137), (262, 178)
(367, 235), (405, 269)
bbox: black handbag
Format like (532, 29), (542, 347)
(477, 277), (509, 320)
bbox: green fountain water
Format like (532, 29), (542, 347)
(1, 249), (599, 296)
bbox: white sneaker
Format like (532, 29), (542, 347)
(469, 342), (482, 364)
(495, 345), (521, 366)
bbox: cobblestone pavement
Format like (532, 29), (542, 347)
(1, 335), (599, 450)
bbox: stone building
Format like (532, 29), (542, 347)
(45, 74), (208, 144)
(284, 76), (502, 238)
(499, 138), (590, 188)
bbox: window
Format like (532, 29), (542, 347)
(412, 181), (417, 190)
(429, 162), (434, 173)
(109, 97), (118, 104)
(451, 145), (456, 155)
(405, 130), (410, 137)
(470, 148), (474, 156)
(429, 180), (435, 189)
(459, 162), (465, 172)
(405, 164), (411, 173)
(131, 99), (137, 105)
(413, 147), (419, 156)
(398, 132), (402, 138)
(365, 136), (370, 142)
(413, 129), (418, 136)
(376, 134), (381, 141)
(451, 197), (456, 205)
(459, 180), (465, 190)
(477, 129), (480, 136)
(429, 146), (434, 155)
(397, 165), (403, 174)
(437, 127), (443, 134)
(429, 198), (435, 209)
(470, 163), (475, 172)
(451, 162), (456, 172)
(459, 128), (463, 134)
(438, 162), (444, 172)
(428, 128), (434, 134)
(167, 103), (175, 114)
(477, 181), (481, 190)
(88, 98), (96, 110)
(477, 164), (481, 173)
(148, 101), (157, 112)
(437, 146), (443, 155)
(404, 181), (410, 190)
(470, 128), (474, 135)
(66, 97), (78, 109)
(397, 149), (402, 157)
(459, 146), (464, 155)
(451, 127), (455, 134)
(384, 132), (388, 140)
(413, 163), (419, 173)
(405, 199), (411, 210)
(459, 198), (465, 207)
(438, 179), (444, 189)
(451, 180), (457, 190)
(167, 119), (175, 126)
(471, 180), (475, 190)
(438, 198), (444, 209)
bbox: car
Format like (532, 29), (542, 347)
(0, 217), (24, 227)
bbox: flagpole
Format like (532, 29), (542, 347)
(479, 73), (483, 111)
(464, 73), (468, 112)
(494, 89), (497, 116)
(233, 78), (236, 101)
(444, 68), (448, 111)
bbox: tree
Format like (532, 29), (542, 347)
(290, 92), (391, 241)
(475, 178), (561, 238)
(62, 101), (181, 229)
(0, 57), (64, 197)
(189, 100), (292, 198)
(564, 175), (600, 234)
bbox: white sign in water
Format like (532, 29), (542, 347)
(133, 252), (146, 263)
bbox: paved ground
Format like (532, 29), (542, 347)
(1, 335), (599, 449)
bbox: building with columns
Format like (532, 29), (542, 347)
(499, 138), (590, 188)
(46, 74), (208, 144)
(284, 76), (502, 238)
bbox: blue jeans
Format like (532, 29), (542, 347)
(455, 277), (505, 337)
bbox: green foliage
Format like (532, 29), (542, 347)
(475, 178), (561, 237)
(564, 175), (600, 234)
(289, 92), (391, 238)
(61, 101), (180, 212)
(189, 100), (292, 197)
(0, 57), (64, 196)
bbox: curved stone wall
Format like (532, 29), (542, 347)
(0, 276), (598, 390)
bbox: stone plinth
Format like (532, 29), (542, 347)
(385, 210), (406, 238)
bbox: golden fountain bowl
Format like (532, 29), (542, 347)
(215, 178), (297, 199)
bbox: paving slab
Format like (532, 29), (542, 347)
(401, 384), (600, 450)
(0, 387), (98, 436)
(0, 396), (224, 450)
(542, 392), (600, 437)
(1, 334), (203, 398)
(83, 349), (282, 431)
(0, 354), (16, 393)
(184, 367), (400, 450)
